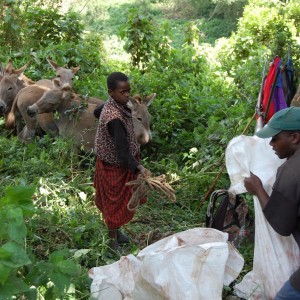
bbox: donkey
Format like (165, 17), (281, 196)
(27, 87), (156, 151)
(0, 63), (3, 117)
(0, 58), (79, 119)
(35, 58), (80, 89)
(0, 62), (3, 78)
(0, 60), (29, 118)
(6, 59), (80, 137)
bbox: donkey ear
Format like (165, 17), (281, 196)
(4, 59), (14, 74)
(128, 96), (139, 108)
(131, 94), (142, 104)
(0, 63), (4, 78)
(53, 78), (61, 89)
(144, 93), (156, 107)
(14, 62), (29, 76)
(71, 66), (80, 74)
(47, 58), (61, 70)
(127, 100), (133, 109)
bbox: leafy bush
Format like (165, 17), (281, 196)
(0, 135), (105, 298)
(23, 8), (84, 48)
(121, 8), (157, 69)
(29, 36), (108, 96)
(0, 185), (85, 299)
(217, 0), (300, 66)
(0, 0), (23, 49)
(0, 2), (84, 51)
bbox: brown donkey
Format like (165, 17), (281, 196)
(27, 87), (156, 152)
(0, 60), (30, 120)
(6, 59), (80, 138)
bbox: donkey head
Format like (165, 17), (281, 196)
(0, 60), (28, 115)
(47, 58), (80, 88)
(128, 93), (156, 145)
(27, 82), (73, 117)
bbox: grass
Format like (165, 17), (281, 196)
(0, 128), (255, 298)
(67, 0), (238, 49)
(0, 1), (252, 297)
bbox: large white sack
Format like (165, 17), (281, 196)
(226, 135), (300, 299)
(89, 228), (244, 300)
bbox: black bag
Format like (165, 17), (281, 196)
(206, 189), (249, 248)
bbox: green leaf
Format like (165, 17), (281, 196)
(3, 14), (11, 23)
(49, 249), (68, 264)
(1, 242), (31, 268)
(0, 248), (12, 261)
(25, 261), (52, 287)
(0, 186), (35, 215)
(7, 207), (27, 243)
(57, 260), (78, 276)
(23, 286), (38, 300)
(49, 271), (70, 296)
(0, 263), (11, 285)
(0, 275), (30, 299)
(73, 249), (91, 259)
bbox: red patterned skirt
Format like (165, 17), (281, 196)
(94, 158), (146, 229)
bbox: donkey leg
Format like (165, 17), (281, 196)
(18, 125), (36, 143)
(38, 113), (59, 136)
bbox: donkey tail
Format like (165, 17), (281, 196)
(6, 94), (18, 129)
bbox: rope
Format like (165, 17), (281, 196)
(126, 173), (176, 211)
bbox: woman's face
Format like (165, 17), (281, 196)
(109, 80), (131, 106)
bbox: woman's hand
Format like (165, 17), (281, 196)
(137, 165), (148, 177)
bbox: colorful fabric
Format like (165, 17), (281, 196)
(284, 56), (297, 107)
(262, 56), (287, 123)
(94, 158), (146, 229)
(94, 96), (139, 165)
(273, 75), (287, 113)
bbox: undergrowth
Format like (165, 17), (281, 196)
(0, 0), (299, 298)
(0, 128), (254, 299)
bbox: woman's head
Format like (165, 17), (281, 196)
(107, 72), (131, 106)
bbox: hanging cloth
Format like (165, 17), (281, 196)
(262, 56), (287, 124)
(284, 55), (297, 107)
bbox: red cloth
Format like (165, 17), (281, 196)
(94, 158), (146, 229)
(262, 56), (281, 123)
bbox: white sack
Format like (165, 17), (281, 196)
(89, 228), (244, 300)
(225, 135), (300, 299)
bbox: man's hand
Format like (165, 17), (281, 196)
(244, 172), (270, 209)
(244, 172), (263, 195)
(137, 165), (148, 177)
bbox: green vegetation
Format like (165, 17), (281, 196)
(0, 0), (299, 298)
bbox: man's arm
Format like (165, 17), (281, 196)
(245, 172), (298, 236)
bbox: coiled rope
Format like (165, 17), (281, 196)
(126, 173), (176, 211)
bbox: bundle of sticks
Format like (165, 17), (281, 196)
(126, 173), (176, 211)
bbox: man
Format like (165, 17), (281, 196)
(94, 72), (147, 252)
(244, 106), (300, 299)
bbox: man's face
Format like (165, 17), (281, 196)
(109, 80), (131, 106)
(269, 131), (299, 159)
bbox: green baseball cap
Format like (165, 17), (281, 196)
(256, 107), (300, 138)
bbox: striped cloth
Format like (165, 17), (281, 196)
(94, 158), (146, 229)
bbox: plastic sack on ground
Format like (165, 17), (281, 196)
(226, 135), (300, 299)
(89, 228), (244, 300)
